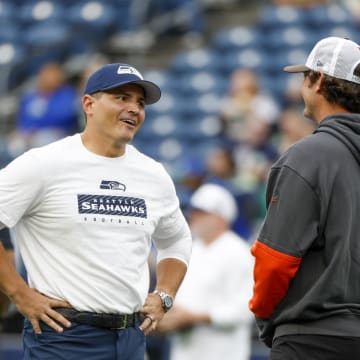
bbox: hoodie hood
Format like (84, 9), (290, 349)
(315, 113), (360, 166)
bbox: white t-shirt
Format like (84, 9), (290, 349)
(0, 134), (191, 313)
(171, 231), (254, 360)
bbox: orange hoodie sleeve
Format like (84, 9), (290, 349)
(249, 240), (302, 319)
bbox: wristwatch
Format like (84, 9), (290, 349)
(153, 290), (173, 312)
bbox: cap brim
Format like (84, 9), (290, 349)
(130, 80), (161, 105)
(283, 64), (310, 73)
(102, 80), (161, 105)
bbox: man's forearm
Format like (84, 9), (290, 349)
(0, 242), (28, 301)
(155, 258), (187, 298)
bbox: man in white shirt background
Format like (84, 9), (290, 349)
(158, 183), (254, 360)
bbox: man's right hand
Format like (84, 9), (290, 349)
(0, 242), (72, 334)
(11, 287), (72, 334)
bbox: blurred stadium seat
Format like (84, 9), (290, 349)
(212, 25), (264, 53)
(265, 26), (315, 52)
(169, 48), (221, 75)
(18, 1), (66, 27)
(142, 69), (179, 95)
(0, 22), (20, 43)
(176, 92), (223, 119)
(175, 71), (228, 96)
(257, 4), (306, 31)
(67, 0), (118, 53)
(145, 92), (178, 119)
(23, 21), (70, 49)
(219, 47), (269, 77)
(68, 1), (117, 32)
(304, 4), (353, 30)
(137, 114), (178, 141)
(0, 2), (17, 22)
(22, 20), (71, 75)
(0, 41), (27, 92)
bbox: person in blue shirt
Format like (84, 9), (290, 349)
(8, 62), (79, 158)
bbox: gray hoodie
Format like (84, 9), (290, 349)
(256, 113), (360, 347)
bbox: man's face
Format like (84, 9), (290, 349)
(301, 72), (320, 124)
(83, 84), (146, 146)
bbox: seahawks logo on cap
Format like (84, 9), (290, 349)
(117, 65), (143, 79)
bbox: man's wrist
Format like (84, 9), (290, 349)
(153, 290), (174, 312)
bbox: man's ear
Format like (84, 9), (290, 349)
(316, 72), (325, 92)
(82, 94), (95, 114)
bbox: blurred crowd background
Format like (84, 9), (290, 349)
(0, 0), (359, 359)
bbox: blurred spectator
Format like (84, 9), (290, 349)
(219, 68), (280, 143)
(173, 154), (207, 210)
(283, 73), (304, 110)
(7, 62), (78, 158)
(205, 145), (236, 182)
(231, 117), (279, 225)
(158, 183), (254, 360)
(343, 0), (360, 19)
(205, 145), (260, 240)
(275, 108), (316, 154)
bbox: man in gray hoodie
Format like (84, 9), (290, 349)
(249, 36), (360, 360)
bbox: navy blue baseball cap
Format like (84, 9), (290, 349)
(84, 63), (161, 104)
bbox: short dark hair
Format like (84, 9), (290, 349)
(307, 68), (360, 113)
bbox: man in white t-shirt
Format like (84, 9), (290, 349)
(157, 183), (254, 360)
(0, 63), (192, 360)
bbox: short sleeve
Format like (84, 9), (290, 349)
(151, 167), (192, 265)
(152, 166), (185, 240)
(0, 150), (44, 227)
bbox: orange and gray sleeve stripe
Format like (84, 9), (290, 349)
(249, 240), (302, 319)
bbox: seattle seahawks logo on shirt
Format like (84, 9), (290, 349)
(100, 180), (126, 191)
(77, 195), (147, 218)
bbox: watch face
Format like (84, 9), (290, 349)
(163, 295), (173, 310)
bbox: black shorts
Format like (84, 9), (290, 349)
(270, 334), (360, 360)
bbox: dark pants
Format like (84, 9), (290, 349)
(23, 318), (146, 360)
(270, 334), (360, 360)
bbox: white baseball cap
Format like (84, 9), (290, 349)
(284, 37), (360, 84)
(190, 183), (238, 224)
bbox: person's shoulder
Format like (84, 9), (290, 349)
(276, 131), (329, 169)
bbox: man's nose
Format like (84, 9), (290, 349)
(126, 101), (140, 113)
